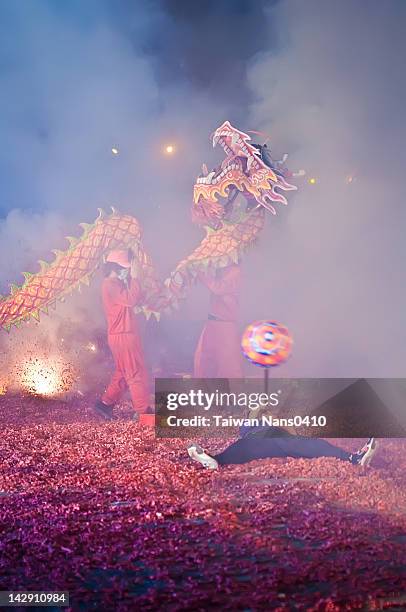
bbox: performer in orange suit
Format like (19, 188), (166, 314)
(95, 249), (152, 420)
(194, 263), (243, 378)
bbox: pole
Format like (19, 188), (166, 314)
(264, 368), (269, 394)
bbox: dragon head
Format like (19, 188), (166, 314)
(192, 120), (299, 228)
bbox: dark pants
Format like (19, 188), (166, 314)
(214, 436), (350, 465)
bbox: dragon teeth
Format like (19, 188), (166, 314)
(197, 171), (216, 185)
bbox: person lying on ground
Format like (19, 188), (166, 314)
(187, 421), (378, 470)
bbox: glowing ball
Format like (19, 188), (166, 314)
(241, 320), (293, 367)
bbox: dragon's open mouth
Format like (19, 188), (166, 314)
(196, 125), (255, 187)
(196, 159), (244, 186)
(193, 121), (297, 219)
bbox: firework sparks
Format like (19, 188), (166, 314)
(20, 357), (75, 397)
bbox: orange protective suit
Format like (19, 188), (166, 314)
(101, 277), (150, 413)
(194, 264), (243, 378)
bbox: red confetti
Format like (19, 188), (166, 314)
(0, 395), (405, 609)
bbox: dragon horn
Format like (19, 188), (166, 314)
(66, 236), (78, 248)
(22, 272), (33, 284)
(79, 222), (93, 234)
(96, 208), (106, 222)
(81, 275), (91, 287)
(31, 309), (40, 322)
(38, 259), (49, 272)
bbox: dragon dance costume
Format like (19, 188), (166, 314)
(101, 250), (150, 414)
(0, 121), (301, 412)
(194, 264), (243, 378)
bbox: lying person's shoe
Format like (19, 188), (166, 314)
(187, 443), (219, 470)
(94, 400), (113, 420)
(350, 437), (378, 466)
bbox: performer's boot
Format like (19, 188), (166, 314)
(94, 400), (114, 420)
(130, 406), (155, 422)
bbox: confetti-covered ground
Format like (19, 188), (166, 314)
(0, 395), (405, 611)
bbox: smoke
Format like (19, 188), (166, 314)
(243, 0), (406, 377)
(1, 0), (405, 385)
(0, 0), (233, 386)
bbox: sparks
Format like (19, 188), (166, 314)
(20, 357), (73, 397)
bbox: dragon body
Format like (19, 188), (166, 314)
(0, 122), (298, 331)
(0, 211), (157, 330)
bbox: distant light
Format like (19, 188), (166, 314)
(165, 144), (175, 154)
(346, 175), (355, 184)
(111, 147), (119, 155)
(308, 177), (317, 185)
(86, 342), (97, 353)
